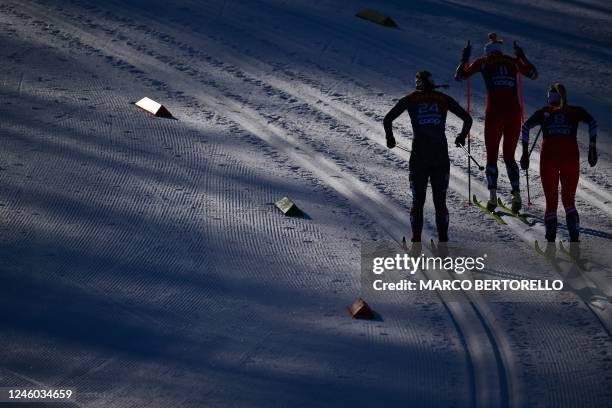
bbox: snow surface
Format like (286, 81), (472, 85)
(0, 0), (610, 406)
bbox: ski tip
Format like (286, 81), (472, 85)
(535, 240), (544, 253)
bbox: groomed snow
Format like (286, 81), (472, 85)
(0, 1), (610, 406)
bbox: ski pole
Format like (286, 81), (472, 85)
(467, 78), (472, 205)
(526, 168), (532, 208)
(458, 145), (484, 170)
(396, 143), (410, 153)
(525, 127), (543, 207)
(528, 127), (543, 158)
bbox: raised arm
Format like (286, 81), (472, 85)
(514, 42), (538, 80)
(454, 57), (482, 81)
(454, 41), (481, 81)
(516, 57), (538, 80)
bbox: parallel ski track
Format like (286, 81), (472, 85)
(5, 0), (612, 404)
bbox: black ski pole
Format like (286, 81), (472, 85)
(458, 145), (484, 171)
(526, 167), (532, 207)
(526, 127), (543, 207)
(528, 127), (543, 157)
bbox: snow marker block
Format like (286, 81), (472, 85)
(135, 97), (173, 117)
(355, 9), (398, 28)
(275, 197), (305, 217)
(348, 298), (375, 320)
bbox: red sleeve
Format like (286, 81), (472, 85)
(516, 57), (537, 79)
(462, 56), (484, 77)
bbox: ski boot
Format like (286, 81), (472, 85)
(486, 190), (498, 212)
(511, 191), (522, 213)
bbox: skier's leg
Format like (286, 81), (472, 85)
(503, 112), (522, 211)
(409, 166), (428, 242)
(540, 151), (560, 242)
(431, 163), (450, 242)
(484, 112), (503, 209)
(560, 151), (580, 242)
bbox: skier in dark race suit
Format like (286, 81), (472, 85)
(384, 71), (473, 242)
(455, 33), (538, 213)
(521, 83), (598, 242)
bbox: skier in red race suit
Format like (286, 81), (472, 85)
(455, 33), (538, 212)
(521, 83), (598, 242)
(384, 71), (472, 242)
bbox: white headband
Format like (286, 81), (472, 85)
(484, 42), (503, 54)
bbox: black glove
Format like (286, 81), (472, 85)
(520, 153), (529, 170)
(588, 143), (598, 167)
(513, 41), (526, 59)
(454, 133), (466, 147)
(386, 136), (396, 149)
(461, 41), (472, 63)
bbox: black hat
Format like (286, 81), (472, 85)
(415, 71), (435, 90)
